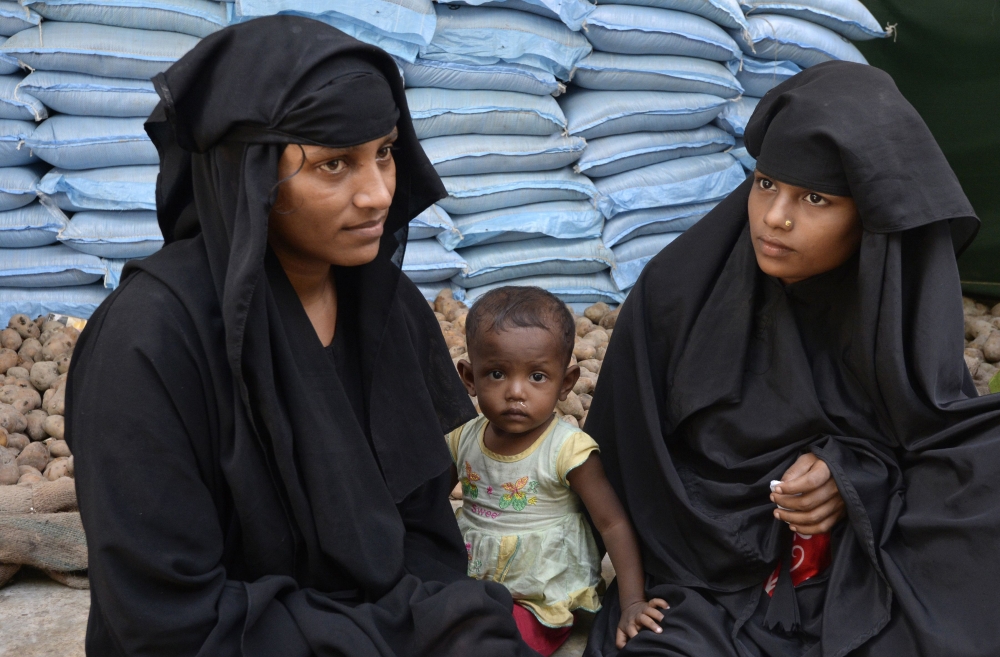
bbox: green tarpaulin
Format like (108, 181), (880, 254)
(857, 1), (1000, 298)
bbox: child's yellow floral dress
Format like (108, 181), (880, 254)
(447, 415), (603, 628)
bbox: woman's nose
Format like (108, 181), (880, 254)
(762, 194), (793, 230)
(353, 161), (393, 211)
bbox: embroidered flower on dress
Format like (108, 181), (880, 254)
(462, 461), (481, 499)
(499, 476), (539, 511)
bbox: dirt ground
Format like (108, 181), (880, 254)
(0, 570), (89, 657)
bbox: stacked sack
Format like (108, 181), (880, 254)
(0, 0), (223, 318)
(560, 0), (750, 296)
(398, 1), (626, 309)
(723, 0), (887, 169)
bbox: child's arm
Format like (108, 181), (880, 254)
(568, 453), (669, 649)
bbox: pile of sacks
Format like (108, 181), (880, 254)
(0, 0), (893, 321)
(0, 310), (86, 590)
(0, 0), (229, 318)
(396, 0), (888, 304)
(432, 288), (617, 428)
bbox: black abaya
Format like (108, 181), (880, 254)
(65, 17), (535, 657)
(585, 62), (1000, 657)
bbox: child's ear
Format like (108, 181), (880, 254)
(457, 358), (477, 397)
(558, 364), (581, 401)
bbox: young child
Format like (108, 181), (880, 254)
(449, 286), (668, 656)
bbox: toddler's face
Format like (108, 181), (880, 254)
(458, 326), (579, 437)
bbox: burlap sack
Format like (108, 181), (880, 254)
(0, 477), (78, 514)
(0, 512), (88, 572)
(0, 478), (87, 589)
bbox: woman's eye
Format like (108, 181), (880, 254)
(320, 160), (345, 174)
(489, 370), (503, 380)
(377, 146), (394, 161)
(530, 373), (546, 383)
(806, 193), (828, 206)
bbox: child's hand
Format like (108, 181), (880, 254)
(616, 598), (669, 648)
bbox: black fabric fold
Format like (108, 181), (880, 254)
(585, 62), (1000, 657)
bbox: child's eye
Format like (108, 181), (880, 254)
(758, 177), (774, 191)
(805, 192), (828, 206)
(529, 373), (546, 383)
(489, 370), (504, 380)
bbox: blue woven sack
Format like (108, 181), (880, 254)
(439, 168), (597, 215)
(597, 0), (746, 31)
(57, 210), (163, 258)
(453, 236), (612, 288)
(0, 37), (19, 75)
(432, 0), (594, 31)
(0, 164), (44, 212)
(736, 56), (800, 97)
(611, 231), (680, 290)
(407, 88), (566, 139)
(731, 138), (756, 171)
(422, 134), (585, 177)
(20, 71), (158, 118)
(732, 14), (867, 68)
(1, 22), (200, 80)
(585, 5), (741, 70)
(235, 0), (435, 62)
(448, 200), (602, 249)
(595, 152), (745, 218)
(459, 271), (624, 304)
(37, 165), (157, 212)
(0, 243), (105, 287)
(740, 0), (886, 40)
(27, 117), (158, 170)
(572, 53), (742, 98)
(409, 204), (461, 245)
(0, 282), (110, 318)
(561, 90), (727, 140)
(414, 280), (458, 302)
(0, 2), (40, 37)
(101, 257), (131, 289)
(24, 0), (228, 37)
(0, 74), (45, 121)
(714, 96), (760, 137)
(420, 5), (592, 80)
(603, 200), (717, 247)
(0, 202), (65, 248)
(398, 57), (561, 96)
(0, 119), (37, 167)
(577, 125), (734, 178)
(401, 238), (469, 283)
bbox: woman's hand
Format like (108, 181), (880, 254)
(616, 598), (669, 648)
(771, 453), (845, 535)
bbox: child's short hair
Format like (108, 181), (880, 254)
(466, 286), (575, 365)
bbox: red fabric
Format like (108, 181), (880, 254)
(512, 603), (573, 656)
(765, 531), (833, 596)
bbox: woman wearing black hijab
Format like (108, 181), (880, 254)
(585, 61), (1000, 656)
(65, 17), (535, 657)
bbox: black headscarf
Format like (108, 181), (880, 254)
(585, 62), (1000, 657)
(67, 17), (534, 657)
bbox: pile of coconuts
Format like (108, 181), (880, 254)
(0, 314), (78, 487)
(433, 289), (619, 430)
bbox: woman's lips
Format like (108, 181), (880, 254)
(344, 219), (384, 239)
(758, 235), (794, 257)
